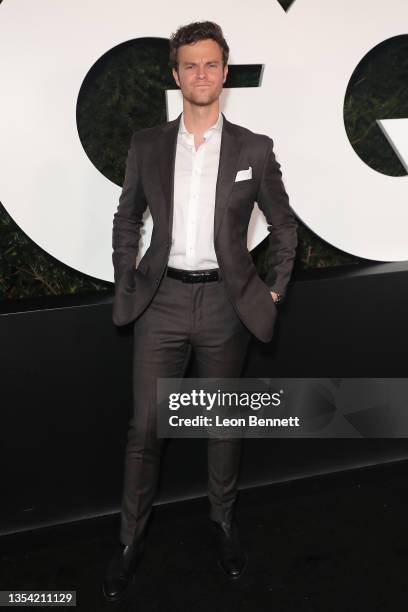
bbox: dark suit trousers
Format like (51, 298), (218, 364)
(119, 272), (251, 546)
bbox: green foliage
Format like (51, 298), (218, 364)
(0, 203), (111, 300)
(77, 38), (174, 186)
(344, 35), (408, 177)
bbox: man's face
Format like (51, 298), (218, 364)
(172, 38), (228, 107)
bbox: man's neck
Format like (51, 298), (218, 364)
(182, 103), (220, 137)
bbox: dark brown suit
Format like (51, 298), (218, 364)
(112, 113), (297, 546)
(112, 113), (297, 343)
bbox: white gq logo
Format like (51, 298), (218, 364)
(0, 0), (407, 282)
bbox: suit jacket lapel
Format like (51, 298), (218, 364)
(158, 114), (181, 238)
(214, 115), (243, 240)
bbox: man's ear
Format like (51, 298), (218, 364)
(172, 67), (180, 88)
(223, 64), (228, 84)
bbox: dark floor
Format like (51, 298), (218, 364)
(2, 459), (408, 611)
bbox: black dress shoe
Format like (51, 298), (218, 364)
(102, 539), (145, 603)
(211, 518), (248, 580)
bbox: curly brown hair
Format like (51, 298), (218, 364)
(169, 21), (229, 71)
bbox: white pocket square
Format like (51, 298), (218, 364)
(235, 166), (252, 182)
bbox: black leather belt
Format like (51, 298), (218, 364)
(166, 267), (221, 283)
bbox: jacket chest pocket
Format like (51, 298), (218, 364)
(231, 179), (256, 200)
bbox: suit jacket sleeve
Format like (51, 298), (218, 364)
(256, 137), (298, 299)
(112, 133), (148, 284)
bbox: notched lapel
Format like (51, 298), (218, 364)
(214, 118), (244, 240)
(158, 115), (181, 237)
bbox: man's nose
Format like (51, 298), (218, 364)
(197, 65), (207, 78)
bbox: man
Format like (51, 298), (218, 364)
(103, 21), (298, 603)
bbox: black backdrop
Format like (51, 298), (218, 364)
(2, 262), (408, 537)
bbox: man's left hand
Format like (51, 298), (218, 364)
(271, 291), (279, 303)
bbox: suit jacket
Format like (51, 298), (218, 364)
(112, 113), (298, 343)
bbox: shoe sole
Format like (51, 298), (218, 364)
(102, 570), (136, 603)
(217, 554), (248, 581)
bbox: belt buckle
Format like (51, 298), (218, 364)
(192, 272), (203, 283)
(180, 269), (218, 283)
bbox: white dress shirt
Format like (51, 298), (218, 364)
(168, 111), (223, 270)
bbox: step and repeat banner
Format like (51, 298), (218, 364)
(0, 0), (407, 285)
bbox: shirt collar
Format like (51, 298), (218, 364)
(179, 111), (223, 141)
